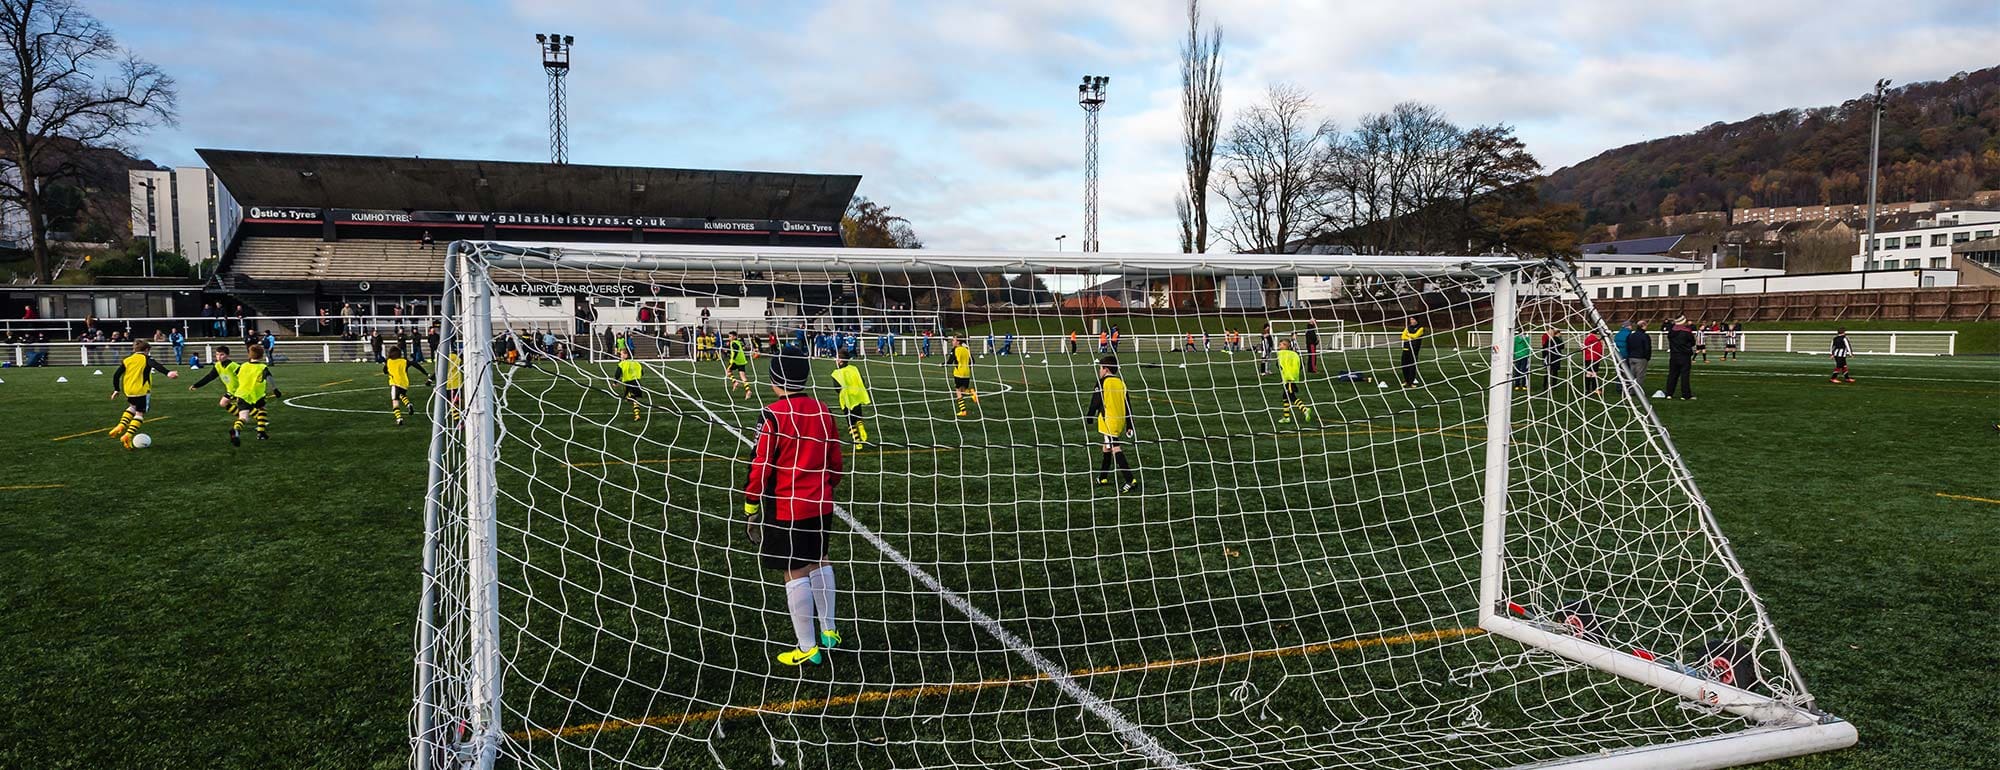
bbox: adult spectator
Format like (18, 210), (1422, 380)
(1663, 317), (1696, 400)
(1625, 321), (1653, 390)
(421, 230), (435, 248)
(169, 327), (186, 366)
(232, 305), (246, 337)
(425, 322), (440, 361)
(340, 303), (356, 338)
(370, 330), (386, 363)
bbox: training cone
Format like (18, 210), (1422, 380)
(1377, 381), (1389, 389)
(92, 369), (103, 375)
(56, 376), (68, 383)
(1651, 390), (1665, 399)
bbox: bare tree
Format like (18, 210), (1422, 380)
(1216, 84), (1335, 253)
(1178, 0), (1222, 253)
(0, 0), (176, 282)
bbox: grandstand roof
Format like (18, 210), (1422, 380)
(196, 149), (859, 222)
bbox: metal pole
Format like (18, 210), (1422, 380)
(1865, 79), (1889, 271)
(413, 244), (460, 770)
(461, 252), (502, 769)
(1078, 76), (1107, 253)
(1477, 271), (1517, 621)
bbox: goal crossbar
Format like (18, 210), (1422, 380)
(460, 240), (1537, 277)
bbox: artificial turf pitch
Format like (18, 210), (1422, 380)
(2, 349), (1996, 769)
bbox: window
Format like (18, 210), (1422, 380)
(1932, 234), (1949, 247)
(1596, 287), (1607, 299)
(1931, 257), (1948, 268)
(720, 298), (742, 308)
(1589, 267), (1602, 276)
(1668, 284), (1680, 297)
(1905, 259), (1921, 269)
(1687, 283), (1700, 296)
(1884, 238), (1899, 250)
(1647, 285), (1661, 297)
(1954, 231), (1972, 243)
(1904, 236), (1922, 248)
(1613, 287), (1624, 298)
(1979, 230), (1996, 239)
(1614, 267), (1627, 275)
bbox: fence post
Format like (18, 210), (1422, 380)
(1888, 335), (1897, 355)
(1785, 333), (1793, 353)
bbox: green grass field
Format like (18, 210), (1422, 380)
(2, 346), (1996, 769)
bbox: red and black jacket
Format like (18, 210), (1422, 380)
(744, 394), (844, 521)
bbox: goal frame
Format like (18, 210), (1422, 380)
(414, 242), (1855, 770)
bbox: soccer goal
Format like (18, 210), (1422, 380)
(414, 243), (1854, 770)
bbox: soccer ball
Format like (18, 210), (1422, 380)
(131, 433), (152, 449)
(166, 370), (179, 379)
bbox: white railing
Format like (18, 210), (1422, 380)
(5, 339), (437, 367)
(1739, 330), (1956, 356)
(2, 313), (444, 341)
(1467, 329), (1958, 356)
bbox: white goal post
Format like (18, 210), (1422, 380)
(414, 242), (1853, 770)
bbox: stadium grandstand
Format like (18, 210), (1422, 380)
(203, 149), (863, 333)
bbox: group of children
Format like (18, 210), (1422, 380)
(106, 339), (278, 449)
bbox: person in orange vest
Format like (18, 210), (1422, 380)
(1067, 330), (1078, 354)
(1098, 330), (1109, 354)
(1184, 333), (1196, 353)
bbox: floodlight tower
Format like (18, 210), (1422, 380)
(537, 33), (575, 164)
(1078, 75), (1108, 253)
(1864, 78), (1890, 271)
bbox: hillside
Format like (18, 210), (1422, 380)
(1542, 66), (2000, 229)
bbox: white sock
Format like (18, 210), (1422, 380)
(809, 565), (836, 634)
(785, 577), (816, 652)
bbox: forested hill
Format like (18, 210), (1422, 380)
(1541, 66), (2000, 229)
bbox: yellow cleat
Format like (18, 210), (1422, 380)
(819, 629), (842, 649)
(957, 410), (969, 417)
(778, 646), (822, 666)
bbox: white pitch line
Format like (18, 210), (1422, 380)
(654, 373), (1187, 769)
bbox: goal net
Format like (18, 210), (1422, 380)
(414, 243), (1853, 770)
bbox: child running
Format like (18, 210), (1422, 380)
(229, 344), (277, 445)
(188, 345), (240, 409)
(618, 348), (646, 420)
(107, 339), (175, 449)
(947, 335), (978, 417)
(384, 345), (431, 426)
(723, 332), (754, 398)
(829, 352), (873, 447)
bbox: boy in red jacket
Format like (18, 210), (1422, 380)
(744, 346), (846, 666)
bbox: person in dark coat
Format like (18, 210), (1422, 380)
(1662, 316), (1696, 400)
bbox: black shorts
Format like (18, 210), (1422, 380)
(760, 514), (830, 571)
(1283, 382), (1299, 401)
(1724, 342), (1737, 350)
(952, 376), (971, 389)
(727, 362), (747, 373)
(845, 404), (870, 422)
(623, 383), (643, 398)
(232, 397), (267, 411)
(126, 395), (150, 412)
(391, 385), (408, 400)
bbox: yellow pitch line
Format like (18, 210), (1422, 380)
(52, 416), (174, 442)
(0, 483), (65, 491)
(1936, 492), (2000, 506)
(318, 378), (354, 388)
(514, 626), (1482, 741)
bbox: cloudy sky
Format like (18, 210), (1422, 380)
(98, 0), (2000, 252)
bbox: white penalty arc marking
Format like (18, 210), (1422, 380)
(282, 386), (400, 414)
(652, 374), (1188, 770)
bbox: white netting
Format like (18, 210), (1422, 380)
(414, 244), (1841, 770)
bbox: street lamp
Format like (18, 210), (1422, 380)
(1055, 234), (1067, 251)
(1865, 78), (1890, 271)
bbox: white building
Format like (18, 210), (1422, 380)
(129, 167), (241, 267)
(1852, 210), (2000, 271)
